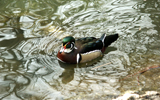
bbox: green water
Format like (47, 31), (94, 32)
(0, 0), (160, 99)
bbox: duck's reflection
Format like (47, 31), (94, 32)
(59, 67), (75, 84)
(58, 61), (76, 84)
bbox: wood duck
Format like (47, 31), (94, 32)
(57, 33), (119, 64)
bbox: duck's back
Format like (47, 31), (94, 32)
(75, 37), (103, 53)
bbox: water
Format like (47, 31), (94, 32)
(0, 0), (160, 99)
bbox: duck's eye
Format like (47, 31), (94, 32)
(63, 42), (70, 47)
(66, 44), (71, 48)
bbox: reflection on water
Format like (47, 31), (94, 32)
(0, 0), (160, 99)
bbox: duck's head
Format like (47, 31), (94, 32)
(59, 36), (75, 53)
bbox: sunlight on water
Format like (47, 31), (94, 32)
(0, 0), (160, 99)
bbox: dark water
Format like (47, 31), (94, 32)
(0, 0), (160, 99)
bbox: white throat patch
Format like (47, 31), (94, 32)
(60, 47), (72, 53)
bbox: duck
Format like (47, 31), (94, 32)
(57, 33), (119, 64)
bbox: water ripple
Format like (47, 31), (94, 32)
(0, 0), (160, 99)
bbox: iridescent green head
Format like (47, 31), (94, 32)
(62, 36), (75, 46)
(60, 36), (75, 53)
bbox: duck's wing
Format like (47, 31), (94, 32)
(75, 37), (103, 53)
(76, 37), (96, 44)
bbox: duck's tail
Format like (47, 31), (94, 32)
(100, 33), (119, 47)
(100, 33), (119, 53)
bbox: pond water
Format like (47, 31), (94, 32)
(0, 0), (160, 99)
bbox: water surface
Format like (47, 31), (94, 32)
(0, 0), (160, 99)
